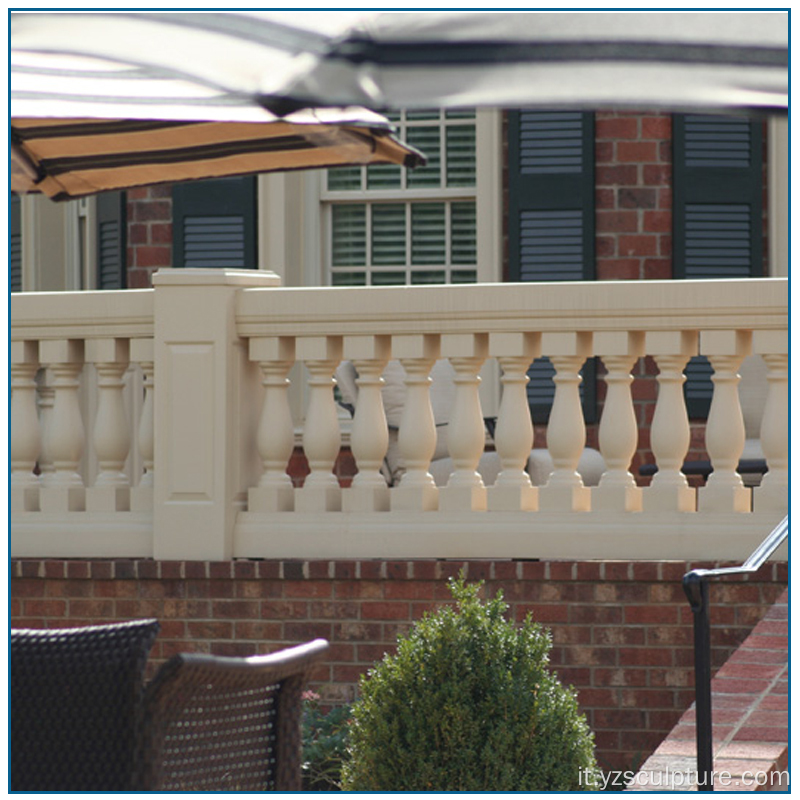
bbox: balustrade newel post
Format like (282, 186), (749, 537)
(248, 337), (296, 513)
(295, 336), (343, 512)
(10, 341), (41, 512)
(38, 339), (86, 512)
(643, 331), (698, 512)
(390, 335), (441, 512)
(342, 335), (391, 513)
(86, 338), (131, 512)
(698, 331), (752, 513)
(487, 333), (540, 512)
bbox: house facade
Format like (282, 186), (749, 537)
(10, 108), (789, 772)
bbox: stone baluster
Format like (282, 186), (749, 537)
(390, 334), (441, 512)
(698, 330), (752, 513)
(36, 372), (56, 485)
(10, 341), (41, 512)
(130, 338), (155, 512)
(752, 332), (788, 512)
(342, 335), (391, 512)
(86, 338), (131, 511)
(487, 332), (540, 511)
(538, 332), (593, 512)
(594, 332), (645, 512)
(295, 336), (343, 512)
(643, 331), (698, 512)
(439, 334), (489, 512)
(39, 339), (86, 512)
(247, 337), (297, 512)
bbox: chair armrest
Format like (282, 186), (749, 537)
(138, 639), (329, 792)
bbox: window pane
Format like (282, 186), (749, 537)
(372, 271), (407, 286)
(411, 203), (446, 265)
(406, 110), (441, 121)
(411, 270), (446, 284)
(451, 202), (477, 264)
(445, 109), (476, 119)
(332, 271), (367, 286)
(446, 125), (476, 187)
(332, 205), (366, 266)
(407, 127), (442, 188)
(451, 269), (477, 283)
(328, 166), (362, 191)
(367, 163), (402, 190)
(371, 204), (407, 265)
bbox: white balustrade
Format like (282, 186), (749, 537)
(10, 341), (41, 512)
(390, 335), (441, 512)
(85, 338), (131, 511)
(39, 339), (86, 512)
(295, 336), (344, 512)
(487, 332), (540, 511)
(130, 338), (155, 512)
(439, 334), (489, 512)
(10, 275), (788, 562)
(342, 335), (391, 513)
(248, 336), (296, 512)
(698, 331), (752, 513)
(643, 332), (698, 512)
(538, 333), (593, 512)
(594, 332), (646, 512)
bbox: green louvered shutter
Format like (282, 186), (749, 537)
(10, 194), (23, 293)
(507, 110), (597, 423)
(96, 191), (127, 289)
(674, 114), (764, 418)
(173, 177), (257, 268)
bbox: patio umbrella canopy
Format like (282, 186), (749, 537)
(9, 12), (425, 200)
(10, 10), (788, 119)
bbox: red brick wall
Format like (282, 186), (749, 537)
(10, 557), (786, 772)
(126, 184), (173, 287)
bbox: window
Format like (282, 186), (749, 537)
(173, 176), (257, 268)
(323, 110), (478, 287)
(507, 110), (597, 423)
(673, 113), (764, 418)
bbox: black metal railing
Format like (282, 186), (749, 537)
(682, 515), (788, 791)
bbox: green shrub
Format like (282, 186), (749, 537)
(301, 692), (352, 791)
(341, 578), (601, 791)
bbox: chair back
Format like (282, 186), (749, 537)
(136, 638), (329, 791)
(10, 619), (160, 791)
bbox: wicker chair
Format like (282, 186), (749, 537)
(10, 619), (161, 791)
(135, 639), (330, 791)
(10, 620), (328, 793)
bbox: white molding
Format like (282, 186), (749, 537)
(767, 117), (788, 278)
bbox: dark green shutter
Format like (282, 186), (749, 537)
(173, 177), (257, 268)
(96, 191), (127, 289)
(10, 194), (23, 293)
(507, 110), (597, 423)
(674, 114), (763, 417)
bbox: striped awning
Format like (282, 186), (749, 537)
(10, 11), (786, 198)
(10, 12), (424, 199)
(10, 115), (424, 200)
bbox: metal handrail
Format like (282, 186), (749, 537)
(682, 515), (788, 791)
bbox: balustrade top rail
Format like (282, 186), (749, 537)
(11, 288), (154, 341)
(236, 278), (787, 338)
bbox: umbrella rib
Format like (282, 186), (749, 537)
(332, 39), (788, 68)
